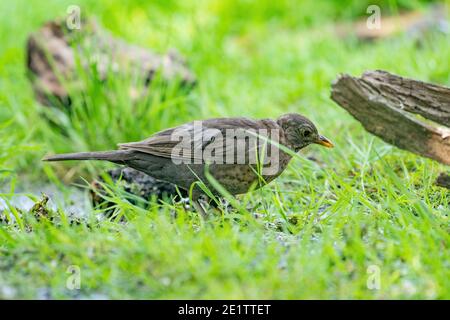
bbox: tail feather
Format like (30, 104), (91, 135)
(42, 150), (132, 163)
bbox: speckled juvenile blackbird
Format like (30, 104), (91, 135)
(43, 113), (333, 215)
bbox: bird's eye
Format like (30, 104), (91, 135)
(303, 129), (312, 138)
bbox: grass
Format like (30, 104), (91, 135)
(0, 0), (449, 299)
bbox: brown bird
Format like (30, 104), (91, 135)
(43, 113), (333, 215)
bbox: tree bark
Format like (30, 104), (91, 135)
(331, 70), (450, 166)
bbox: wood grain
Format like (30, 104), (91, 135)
(331, 70), (450, 165)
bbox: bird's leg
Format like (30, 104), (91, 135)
(208, 197), (226, 216)
(190, 193), (223, 218)
(192, 199), (207, 219)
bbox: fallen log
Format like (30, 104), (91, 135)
(27, 19), (196, 108)
(331, 70), (450, 189)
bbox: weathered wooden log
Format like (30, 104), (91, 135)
(331, 70), (450, 166)
(27, 19), (196, 108)
(331, 70), (450, 189)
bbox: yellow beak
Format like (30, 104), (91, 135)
(315, 135), (334, 148)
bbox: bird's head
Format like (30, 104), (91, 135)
(276, 113), (334, 152)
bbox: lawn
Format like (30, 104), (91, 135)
(0, 0), (449, 299)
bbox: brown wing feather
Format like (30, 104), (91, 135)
(118, 117), (282, 162)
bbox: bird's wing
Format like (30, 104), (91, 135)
(118, 117), (282, 163)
